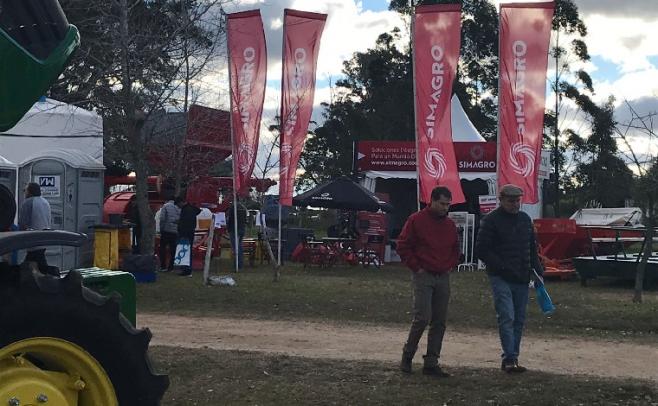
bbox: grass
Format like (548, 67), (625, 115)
(152, 346), (658, 406)
(137, 259), (658, 342)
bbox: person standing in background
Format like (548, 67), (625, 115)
(18, 182), (52, 274)
(177, 198), (201, 277)
(126, 194), (142, 254)
(159, 196), (182, 272)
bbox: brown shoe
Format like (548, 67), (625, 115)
(422, 366), (450, 377)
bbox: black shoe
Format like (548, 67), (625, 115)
(177, 270), (192, 277)
(422, 366), (450, 377)
(400, 355), (413, 373)
(502, 359), (526, 373)
(511, 361), (527, 373)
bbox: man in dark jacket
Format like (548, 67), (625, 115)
(475, 184), (544, 373)
(396, 186), (460, 377)
(177, 199), (201, 277)
(126, 195), (141, 254)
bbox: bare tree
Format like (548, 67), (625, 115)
(614, 101), (658, 303)
(55, 0), (229, 255)
(253, 119), (282, 280)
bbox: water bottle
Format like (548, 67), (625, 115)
(533, 270), (555, 316)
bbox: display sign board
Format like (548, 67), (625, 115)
(356, 141), (496, 172)
(478, 195), (498, 214)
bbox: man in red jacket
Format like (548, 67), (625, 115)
(396, 186), (460, 377)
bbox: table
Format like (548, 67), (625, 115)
(300, 240), (336, 268)
(321, 237), (357, 265)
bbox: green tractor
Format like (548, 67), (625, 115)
(0, 1), (168, 404)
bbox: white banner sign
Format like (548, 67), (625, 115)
(35, 175), (60, 197)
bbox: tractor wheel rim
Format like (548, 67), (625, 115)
(0, 337), (118, 406)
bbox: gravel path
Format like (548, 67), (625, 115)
(140, 313), (658, 382)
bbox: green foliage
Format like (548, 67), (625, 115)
(568, 98), (634, 207)
(336, 29), (414, 141)
(553, 0), (587, 36)
(299, 29), (413, 188)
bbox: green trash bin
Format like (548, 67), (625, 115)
(71, 267), (137, 326)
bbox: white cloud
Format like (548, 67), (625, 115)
(583, 15), (658, 74)
(594, 69), (658, 104)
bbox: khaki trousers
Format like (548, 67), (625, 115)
(402, 271), (451, 367)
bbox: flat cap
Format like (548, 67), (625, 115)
(499, 184), (524, 197)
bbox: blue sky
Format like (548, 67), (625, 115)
(361, 0), (389, 12)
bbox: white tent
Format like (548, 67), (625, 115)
(450, 94), (487, 143)
(0, 98), (103, 163)
(363, 95), (495, 189)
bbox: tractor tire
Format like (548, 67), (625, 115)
(0, 267), (169, 405)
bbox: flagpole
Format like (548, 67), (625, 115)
(232, 192), (240, 272)
(278, 12), (287, 268)
(227, 19), (240, 273)
(277, 203), (282, 266)
(495, 4), (502, 198)
(410, 1), (421, 212)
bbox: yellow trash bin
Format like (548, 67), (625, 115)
(92, 224), (132, 269)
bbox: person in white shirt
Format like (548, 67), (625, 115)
(18, 182), (52, 274)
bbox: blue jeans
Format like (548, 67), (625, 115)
(489, 275), (529, 362)
(229, 233), (244, 269)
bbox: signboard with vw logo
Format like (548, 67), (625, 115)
(35, 175), (60, 197)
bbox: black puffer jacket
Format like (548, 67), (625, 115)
(475, 207), (543, 284)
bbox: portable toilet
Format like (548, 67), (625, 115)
(0, 154), (18, 227)
(0, 154), (17, 201)
(19, 149), (105, 270)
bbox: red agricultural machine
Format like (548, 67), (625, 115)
(534, 208), (644, 280)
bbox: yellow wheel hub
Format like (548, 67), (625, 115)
(0, 338), (118, 406)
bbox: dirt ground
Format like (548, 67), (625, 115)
(140, 313), (658, 382)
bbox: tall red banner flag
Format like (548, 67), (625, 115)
(497, 2), (554, 204)
(228, 10), (267, 197)
(278, 9), (327, 206)
(413, 4), (465, 204)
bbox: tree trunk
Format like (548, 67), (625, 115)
(265, 238), (280, 282)
(135, 159), (155, 255)
(633, 197), (655, 303)
(259, 221), (280, 281)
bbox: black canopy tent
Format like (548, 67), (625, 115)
(292, 176), (393, 212)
